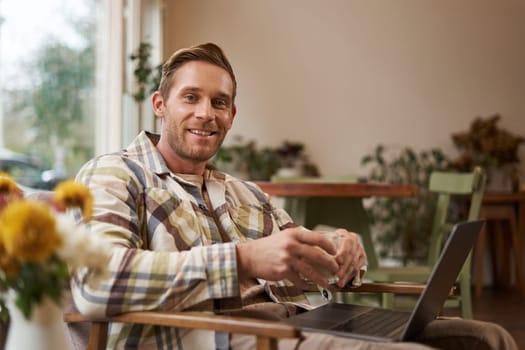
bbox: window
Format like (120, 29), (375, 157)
(0, 0), (97, 187)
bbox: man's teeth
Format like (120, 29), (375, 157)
(190, 130), (213, 136)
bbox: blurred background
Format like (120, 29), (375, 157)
(1, 0), (524, 192)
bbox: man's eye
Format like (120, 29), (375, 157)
(213, 99), (227, 108)
(183, 94), (197, 102)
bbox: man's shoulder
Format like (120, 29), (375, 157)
(80, 150), (133, 169)
(76, 149), (149, 181)
(81, 131), (161, 170)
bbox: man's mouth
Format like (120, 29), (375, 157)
(189, 129), (216, 136)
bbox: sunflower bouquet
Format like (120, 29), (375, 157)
(0, 174), (110, 321)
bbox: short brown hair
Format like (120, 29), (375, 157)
(158, 42), (237, 101)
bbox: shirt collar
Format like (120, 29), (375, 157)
(125, 131), (170, 176)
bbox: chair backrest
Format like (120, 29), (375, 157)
(426, 167), (486, 267)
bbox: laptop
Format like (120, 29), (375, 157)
(285, 220), (484, 342)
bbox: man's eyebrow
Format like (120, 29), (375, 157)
(179, 86), (202, 93)
(215, 92), (233, 101)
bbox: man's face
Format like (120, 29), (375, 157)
(153, 61), (236, 169)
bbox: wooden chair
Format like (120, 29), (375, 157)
(10, 180), (426, 349)
(5, 183), (437, 349)
(63, 282), (435, 350)
(364, 167), (486, 319)
(58, 177), (458, 349)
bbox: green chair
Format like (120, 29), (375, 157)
(364, 167), (486, 319)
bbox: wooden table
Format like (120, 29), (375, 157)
(475, 191), (525, 297)
(254, 182), (418, 198)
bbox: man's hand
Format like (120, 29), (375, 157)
(328, 228), (367, 288)
(236, 227), (339, 289)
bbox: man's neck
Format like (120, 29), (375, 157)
(156, 139), (207, 175)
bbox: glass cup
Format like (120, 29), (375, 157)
(318, 231), (342, 284)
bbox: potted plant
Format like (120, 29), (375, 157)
(273, 141), (320, 178)
(213, 137), (319, 180)
(361, 144), (450, 263)
(449, 114), (524, 192)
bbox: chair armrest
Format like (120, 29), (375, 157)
(64, 310), (300, 338)
(64, 311), (301, 350)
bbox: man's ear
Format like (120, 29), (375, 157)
(152, 91), (164, 117)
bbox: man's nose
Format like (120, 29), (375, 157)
(195, 99), (214, 120)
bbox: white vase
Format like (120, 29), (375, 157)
(5, 296), (69, 350)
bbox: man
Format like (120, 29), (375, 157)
(72, 42), (516, 349)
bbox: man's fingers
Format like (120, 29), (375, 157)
(294, 241), (338, 274)
(328, 230), (367, 287)
(294, 230), (337, 255)
(336, 254), (355, 287)
(292, 257), (331, 288)
(354, 251), (366, 269)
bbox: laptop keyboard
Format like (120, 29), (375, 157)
(332, 308), (410, 337)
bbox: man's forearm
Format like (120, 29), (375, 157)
(72, 243), (241, 316)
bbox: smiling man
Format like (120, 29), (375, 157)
(71, 43), (517, 350)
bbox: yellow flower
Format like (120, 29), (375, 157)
(0, 242), (19, 277)
(0, 200), (62, 263)
(53, 180), (93, 219)
(0, 172), (23, 206)
(0, 172), (19, 192)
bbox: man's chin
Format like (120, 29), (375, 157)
(176, 138), (224, 162)
(184, 149), (217, 163)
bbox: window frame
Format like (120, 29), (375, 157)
(95, 0), (163, 155)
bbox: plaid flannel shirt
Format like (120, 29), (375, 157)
(71, 131), (310, 349)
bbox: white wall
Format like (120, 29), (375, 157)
(162, 0), (525, 180)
